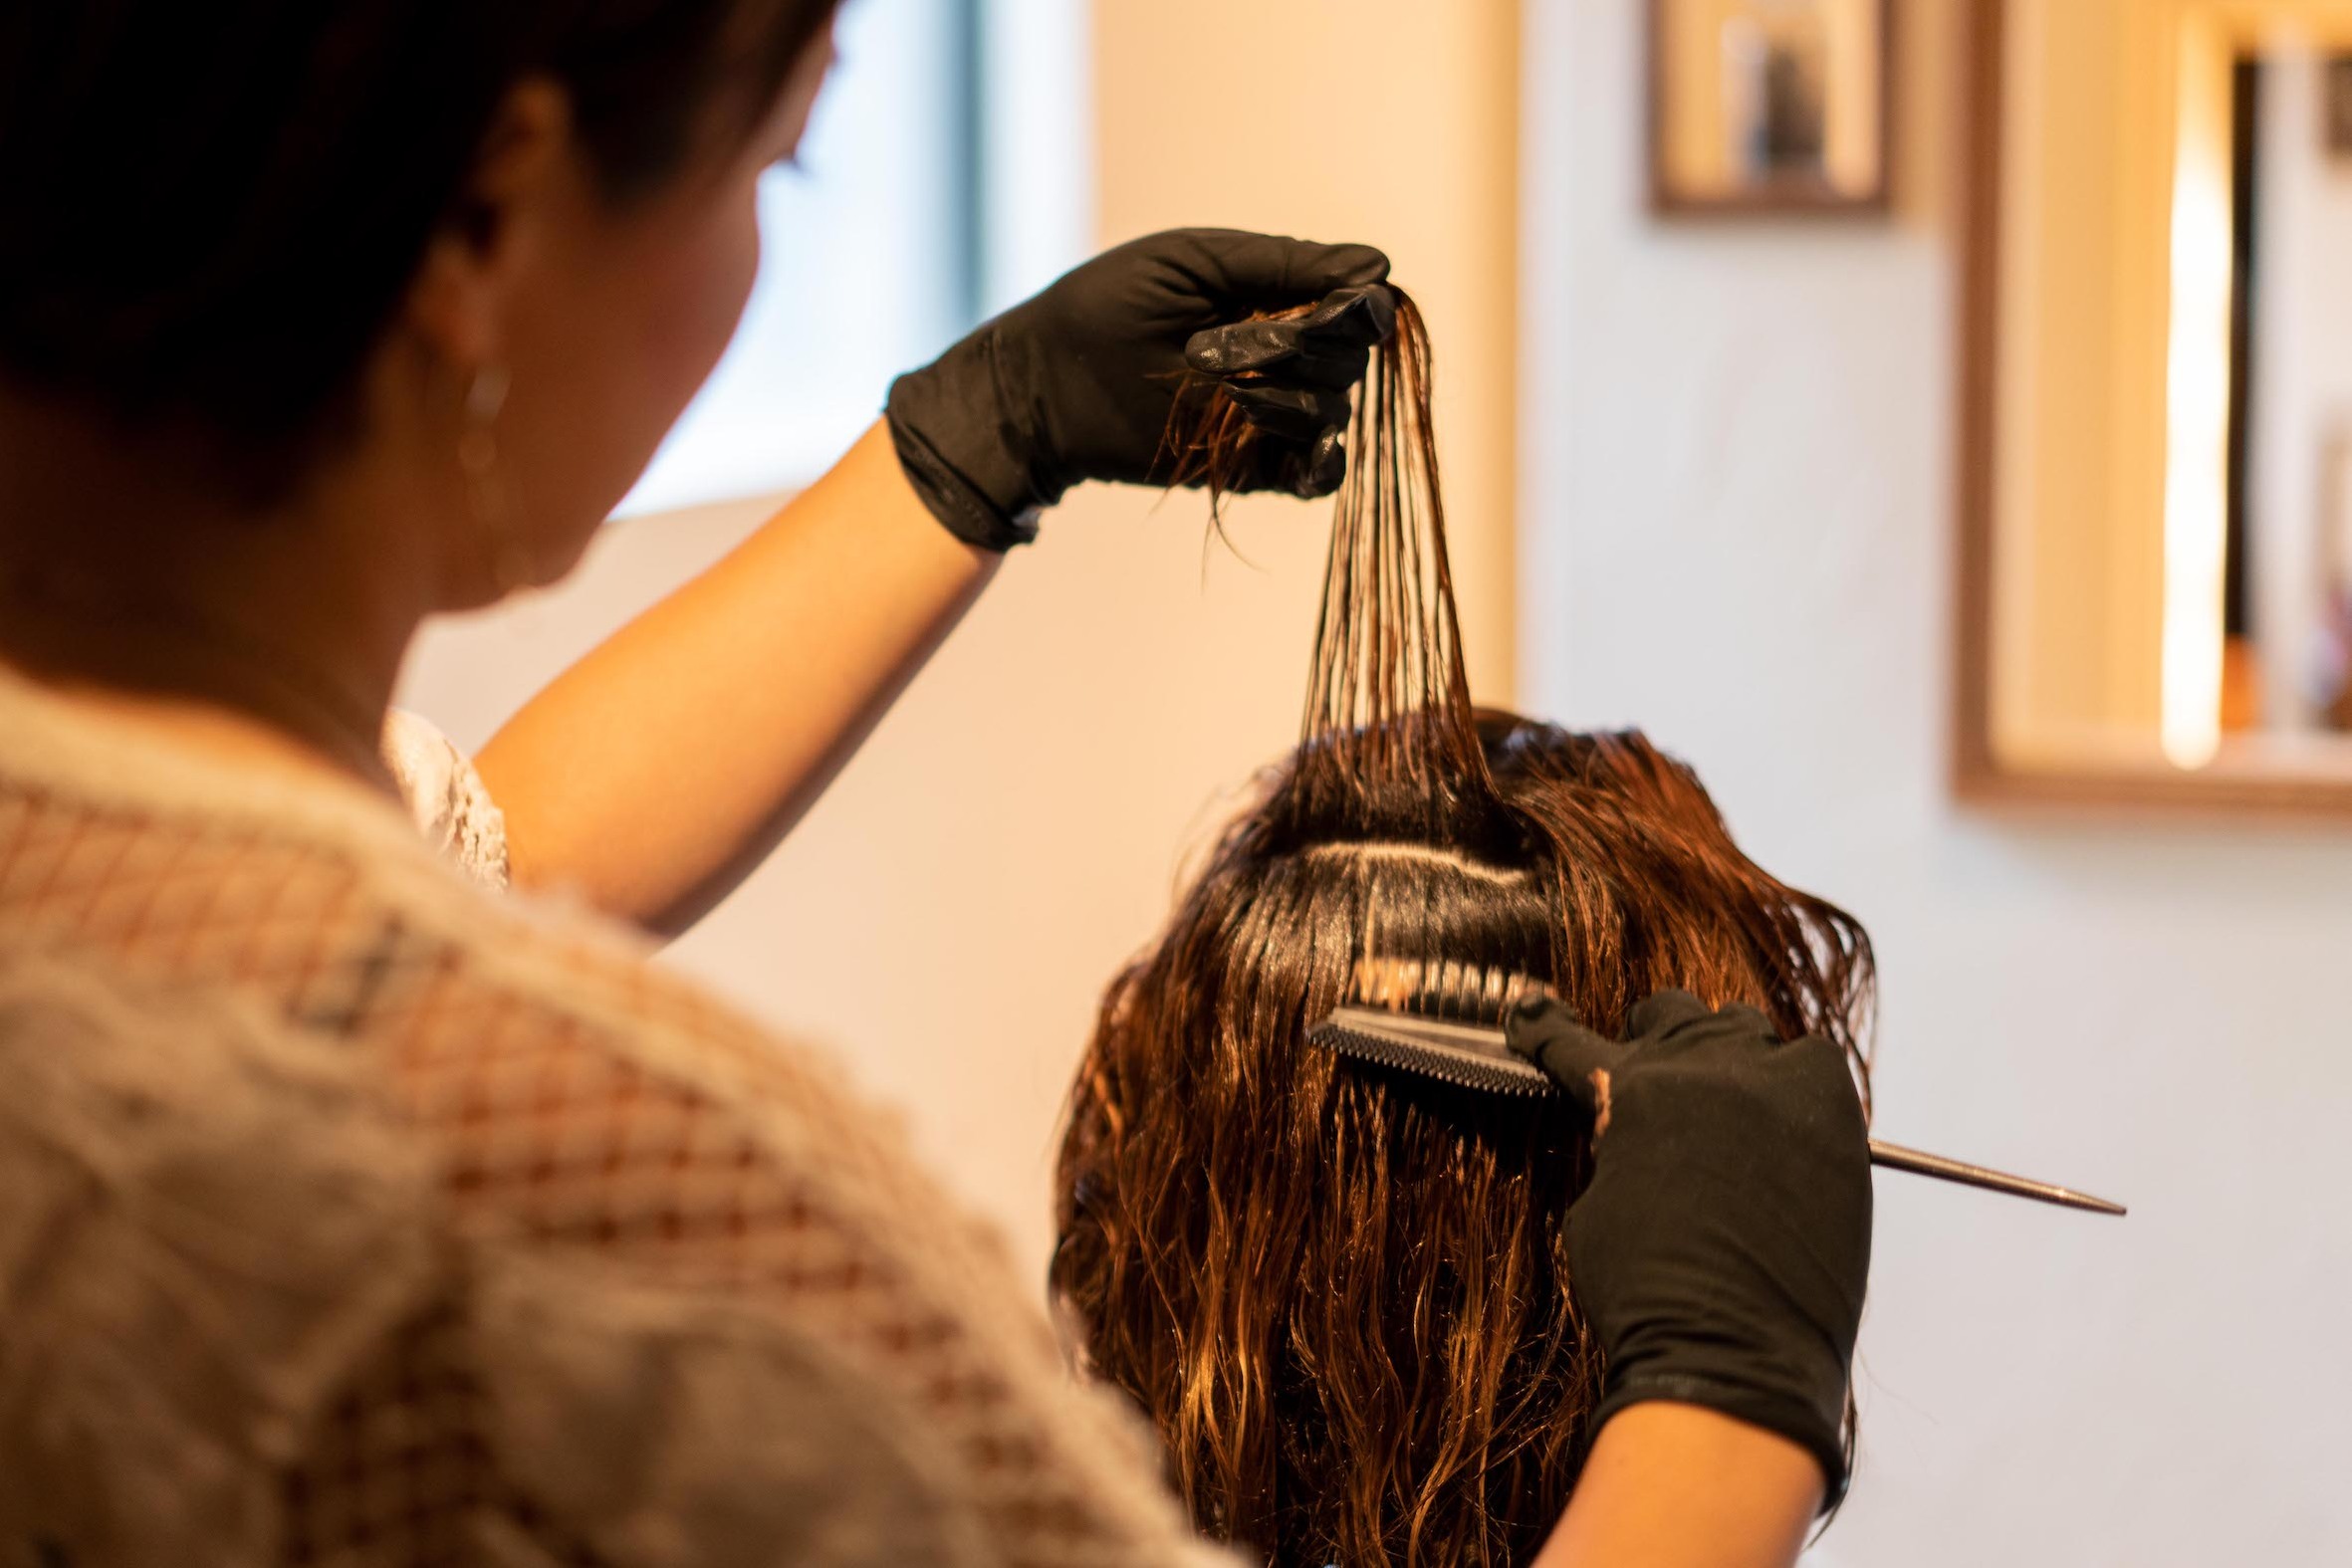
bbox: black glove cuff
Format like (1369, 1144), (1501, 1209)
(884, 323), (1067, 552)
(881, 399), (1042, 552)
(1590, 1373), (1851, 1512)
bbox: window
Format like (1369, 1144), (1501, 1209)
(618, 0), (1090, 518)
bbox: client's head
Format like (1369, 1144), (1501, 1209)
(1050, 713), (1873, 1568)
(1055, 290), (1872, 1565)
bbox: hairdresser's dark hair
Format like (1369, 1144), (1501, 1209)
(1053, 297), (1874, 1567)
(0, 1), (836, 481)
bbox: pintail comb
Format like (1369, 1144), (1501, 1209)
(1308, 956), (1556, 1097)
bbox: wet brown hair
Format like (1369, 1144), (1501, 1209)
(1052, 294), (1873, 1567)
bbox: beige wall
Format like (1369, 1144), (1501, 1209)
(398, 0), (1521, 1282)
(1088, 0), (1524, 706)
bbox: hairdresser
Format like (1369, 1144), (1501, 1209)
(0, 4), (1868, 1565)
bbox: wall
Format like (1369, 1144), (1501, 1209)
(1526, 1), (2352, 1562)
(399, 0), (1520, 1294)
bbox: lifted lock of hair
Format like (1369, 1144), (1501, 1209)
(1067, 290), (1877, 1566)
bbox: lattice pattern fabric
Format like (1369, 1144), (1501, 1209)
(0, 670), (1233, 1568)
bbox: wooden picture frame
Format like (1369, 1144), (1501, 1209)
(1648, 0), (1895, 216)
(2327, 55), (2352, 157)
(1950, 0), (2352, 818)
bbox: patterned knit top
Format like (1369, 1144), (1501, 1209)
(0, 669), (1229, 1568)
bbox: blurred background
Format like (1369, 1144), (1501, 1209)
(399, 1), (2352, 1561)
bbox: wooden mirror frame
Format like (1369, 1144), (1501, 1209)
(1951, 0), (2352, 818)
(1647, 0), (1897, 217)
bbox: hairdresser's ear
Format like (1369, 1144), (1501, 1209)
(405, 78), (576, 368)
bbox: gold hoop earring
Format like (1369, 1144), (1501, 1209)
(459, 364), (533, 594)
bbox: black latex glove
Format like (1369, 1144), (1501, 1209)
(883, 228), (1394, 550)
(1507, 991), (1873, 1504)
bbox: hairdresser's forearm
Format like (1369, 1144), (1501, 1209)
(1533, 1404), (1823, 1568)
(475, 420), (999, 937)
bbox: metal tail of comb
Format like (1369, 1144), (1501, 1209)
(1311, 957), (2129, 1217)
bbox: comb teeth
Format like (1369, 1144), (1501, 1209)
(1308, 1013), (1555, 1097)
(1317, 951), (1559, 1099)
(1346, 956), (1545, 1025)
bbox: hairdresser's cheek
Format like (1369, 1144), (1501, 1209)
(634, 191), (764, 427)
(611, 191), (762, 474)
(508, 183), (764, 572)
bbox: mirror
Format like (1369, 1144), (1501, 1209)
(1648, 0), (1893, 213)
(1958, 0), (2352, 812)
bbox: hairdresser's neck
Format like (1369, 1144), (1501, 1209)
(0, 393), (442, 793)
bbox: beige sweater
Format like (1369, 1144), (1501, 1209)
(0, 672), (1227, 1568)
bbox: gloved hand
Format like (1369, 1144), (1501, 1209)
(884, 228), (1394, 550)
(1507, 991), (1873, 1503)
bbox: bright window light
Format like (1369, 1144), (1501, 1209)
(618, 0), (1087, 519)
(2162, 25), (2234, 772)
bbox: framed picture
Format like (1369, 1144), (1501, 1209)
(1648, 0), (1894, 215)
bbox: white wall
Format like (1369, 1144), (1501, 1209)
(1527, 2), (2352, 1562)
